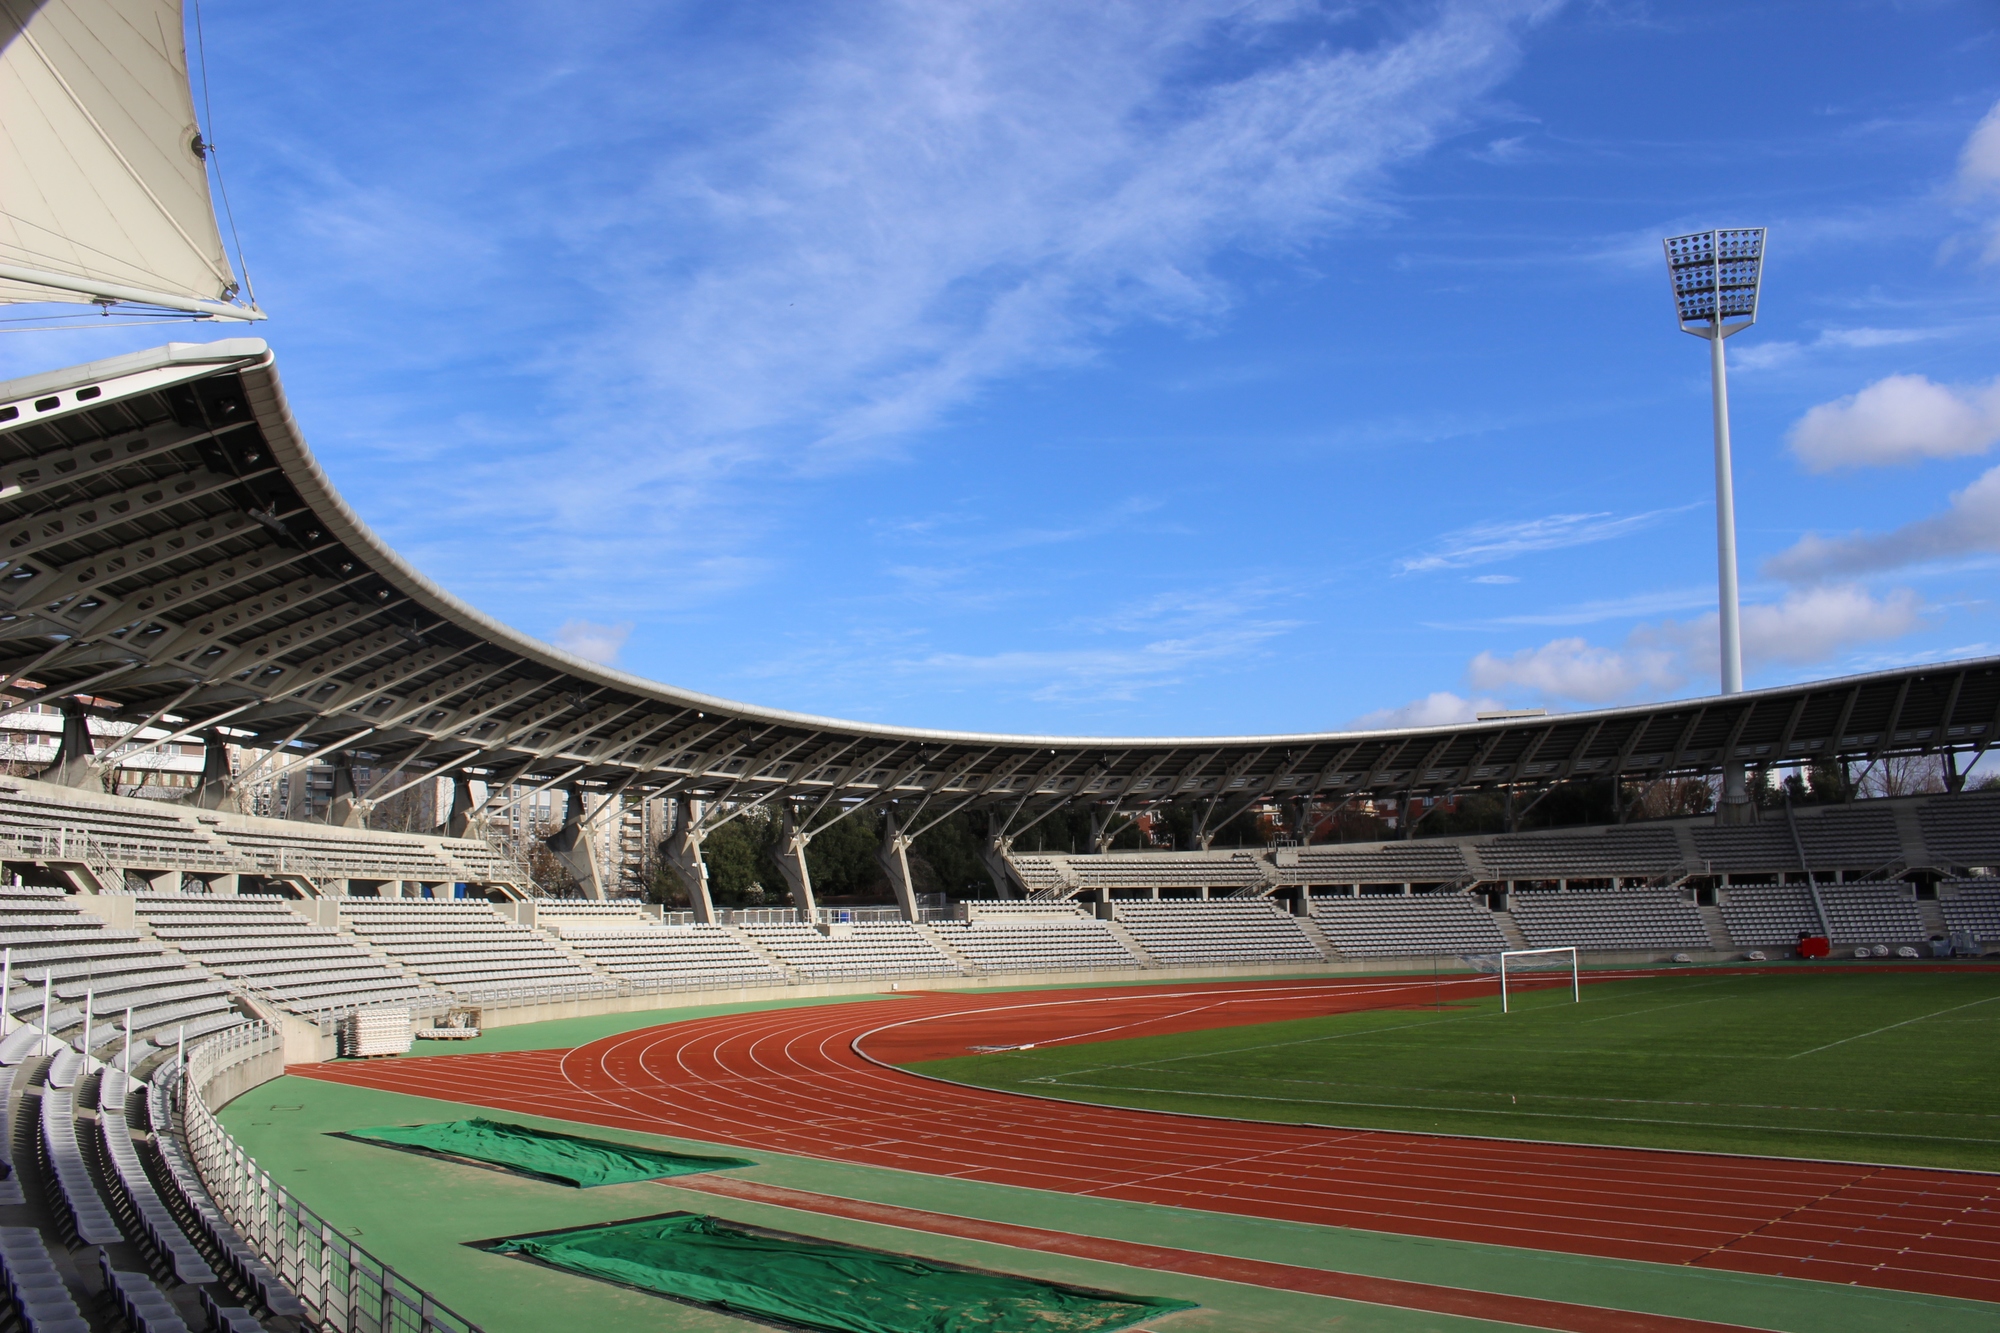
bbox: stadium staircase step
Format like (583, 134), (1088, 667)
(1294, 917), (1341, 961)
(1698, 903), (1734, 950)
(911, 924), (983, 974)
(536, 931), (628, 986)
(1489, 908), (1529, 951)
(720, 926), (803, 982)
(1097, 919), (1160, 968)
(1917, 897), (1948, 940)
(1893, 802), (1935, 869)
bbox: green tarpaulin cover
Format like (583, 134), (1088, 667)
(344, 1119), (750, 1187)
(489, 1214), (1195, 1333)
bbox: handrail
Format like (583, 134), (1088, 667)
(178, 1021), (484, 1333)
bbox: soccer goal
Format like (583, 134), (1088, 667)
(1499, 947), (1580, 1013)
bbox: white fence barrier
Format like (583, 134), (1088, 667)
(180, 1021), (484, 1333)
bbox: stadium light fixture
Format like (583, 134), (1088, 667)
(1663, 228), (1765, 697)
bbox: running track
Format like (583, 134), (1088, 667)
(297, 977), (2000, 1306)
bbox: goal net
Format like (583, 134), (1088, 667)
(1499, 946), (1579, 1013)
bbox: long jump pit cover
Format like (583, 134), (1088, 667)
(342, 1118), (751, 1187)
(481, 1212), (1196, 1333)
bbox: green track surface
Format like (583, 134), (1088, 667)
(221, 1018), (1995, 1333)
(909, 968), (2000, 1170)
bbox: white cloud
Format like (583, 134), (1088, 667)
(1959, 99), (2000, 196)
(1766, 463), (2000, 581)
(1787, 374), (2000, 471)
(1469, 637), (1680, 703)
(1736, 585), (1925, 666)
(1352, 690), (1508, 731)
(1468, 573), (1518, 584)
(1733, 326), (1946, 374)
(1398, 506), (1690, 573)
(1458, 585), (1925, 707)
(1954, 97), (2000, 263)
(551, 619), (633, 666)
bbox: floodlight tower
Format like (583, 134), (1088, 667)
(1664, 227), (1765, 820)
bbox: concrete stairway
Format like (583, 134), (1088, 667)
(1490, 909), (1530, 950)
(1295, 916), (1341, 961)
(1698, 903), (1734, 950)
(1099, 919), (1160, 967)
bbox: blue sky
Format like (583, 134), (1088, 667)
(9, 0), (2000, 737)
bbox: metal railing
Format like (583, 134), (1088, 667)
(179, 1022), (484, 1333)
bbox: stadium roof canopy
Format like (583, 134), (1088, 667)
(1, 341), (1995, 840)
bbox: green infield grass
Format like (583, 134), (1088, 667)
(905, 967), (2000, 1170)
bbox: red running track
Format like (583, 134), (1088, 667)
(296, 977), (2000, 1305)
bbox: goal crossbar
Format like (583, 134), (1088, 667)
(1499, 946), (1580, 1013)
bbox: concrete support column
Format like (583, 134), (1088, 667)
(979, 834), (1021, 899)
(771, 808), (817, 916)
(665, 797), (716, 923)
(544, 783), (605, 900)
(46, 699), (97, 789)
(876, 810), (920, 922)
(329, 754), (366, 829)
(192, 733), (234, 810)
(444, 773), (475, 838)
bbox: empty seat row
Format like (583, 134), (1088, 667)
(927, 921), (1142, 971)
(1476, 828), (1682, 880)
(1310, 893), (1509, 956)
(1941, 880), (2000, 941)
(1508, 889), (1710, 950)
(1112, 902), (1323, 964)
(0, 1226), (89, 1333)
(739, 924), (959, 979)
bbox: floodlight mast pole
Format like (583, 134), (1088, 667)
(1664, 228), (1765, 822)
(1707, 326), (1743, 697)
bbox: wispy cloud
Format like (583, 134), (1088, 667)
(1475, 585), (1716, 627)
(551, 618), (633, 666)
(274, 1), (1557, 622)
(1463, 584), (1926, 705)
(1397, 506), (1692, 574)
(745, 576), (1305, 708)
(1767, 464), (2000, 582)
(1732, 325), (1952, 372)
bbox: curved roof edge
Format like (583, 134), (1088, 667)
(209, 344), (1994, 751)
(1, 340), (1994, 823)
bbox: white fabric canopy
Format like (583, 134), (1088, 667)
(0, 0), (255, 318)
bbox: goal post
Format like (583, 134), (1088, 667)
(1499, 947), (1580, 1013)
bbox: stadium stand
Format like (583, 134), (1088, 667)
(1310, 892), (1510, 956)
(1476, 828), (1684, 882)
(1282, 842), (1470, 887)
(1718, 884), (1821, 946)
(1693, 805), (1902, 874)
(1069, 852), (1271, 896)
(1921, 791), (2000, 869)
(553, 922), (789, 989)
(925, 918), (1143, 972)
(0, 775), (529, 897)
(737, 923), (959, 979)
(1940, 879), (2000, 944)
(1111, 901), (1323, 965)
(337, 899), (619, 999)
(1003, 855), (1070, 895)
(0, 886), (240, 1054)
(1819, 883), (1925, 943)
(135, 893), (449, 1017)
(1508, 888), (1712, 951)
(0, 785), (238, 882)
